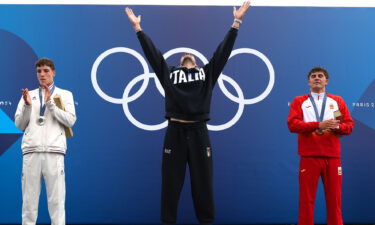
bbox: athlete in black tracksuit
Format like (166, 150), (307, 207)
(125, 2), (250, 224)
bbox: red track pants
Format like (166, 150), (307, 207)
(298, 156), (343, 225)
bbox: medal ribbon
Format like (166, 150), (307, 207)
(308, 93), (327, 122)
(39, 84), (55, 116)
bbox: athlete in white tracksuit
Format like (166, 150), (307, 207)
(14, 58), (76, 225)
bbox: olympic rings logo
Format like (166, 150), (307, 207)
(91, 47), (275, 131)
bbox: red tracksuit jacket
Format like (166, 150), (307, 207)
(287, 93), (354, 157)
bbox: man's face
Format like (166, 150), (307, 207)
(308, 71), (328, 92)
(180, 53), (197, 68)
(37, 65), (55, 86)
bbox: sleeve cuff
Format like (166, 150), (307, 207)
(23, 104), (32, 109)
(23, 104), (32, 113)
(230, 27), (239, 33)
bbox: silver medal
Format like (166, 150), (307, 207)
(37, 116), (45, 126)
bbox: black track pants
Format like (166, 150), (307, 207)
(161, 120), (214, 225)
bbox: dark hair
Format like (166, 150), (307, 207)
(307, 67), (329, 79)
(35, 58), (55, 71)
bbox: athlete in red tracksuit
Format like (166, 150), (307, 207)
(287, 67), (354, 225)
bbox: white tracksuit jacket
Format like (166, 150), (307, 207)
(14, 86), (76, 154)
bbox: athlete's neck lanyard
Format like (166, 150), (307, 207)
(308, 93), (327, 122)
(39, 85), (55, 116)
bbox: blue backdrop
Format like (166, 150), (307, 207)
(0, 5), (374, 224)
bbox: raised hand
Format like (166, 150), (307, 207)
(233, 1), (251, 20)
(125, 7), (142, 32)
(22, 89), (32, 105)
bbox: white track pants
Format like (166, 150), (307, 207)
(22, 153), (65, 225)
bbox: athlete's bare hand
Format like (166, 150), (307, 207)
(21, 89), (32, 105)
(233, 1), (251, 20)
(125, 7), (142, 32)
(319, 119), (340, 130)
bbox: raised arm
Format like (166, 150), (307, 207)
(205, 1), (251, 84)
(232, 1), (251, 29)
(125, 7), (142, 32)
(125, 7), (170, 86)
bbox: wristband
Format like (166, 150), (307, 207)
(234, 18), (242, 24)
